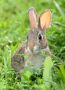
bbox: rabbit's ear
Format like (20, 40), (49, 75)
(39, 10), (51, 29)
(28, 8), (37, 29)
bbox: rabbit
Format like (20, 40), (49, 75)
(11, 8), (51, 73)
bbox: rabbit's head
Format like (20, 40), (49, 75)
(26, 8), (51, 54)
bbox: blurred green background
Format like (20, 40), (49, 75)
(0, 0), (65, 90)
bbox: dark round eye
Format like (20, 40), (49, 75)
(38, 34), (42, 40)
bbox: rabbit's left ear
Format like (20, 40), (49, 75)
(39, 10), (51, 29)
(28, 8), (37, 29)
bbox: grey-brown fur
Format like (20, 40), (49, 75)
(11, 7), (51, 73)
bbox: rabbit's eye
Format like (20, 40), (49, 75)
(38, 34), (43, 40)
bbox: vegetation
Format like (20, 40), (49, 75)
(0, 0), (65, 90)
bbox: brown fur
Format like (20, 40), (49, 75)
(11, 8), (51, 72)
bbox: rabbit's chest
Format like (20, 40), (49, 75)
(28, 54), (44, 70)
(25, 47), (45, 70)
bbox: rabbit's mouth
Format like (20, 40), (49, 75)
(33, 45), (41, 53)
(25, 45), (41, 55)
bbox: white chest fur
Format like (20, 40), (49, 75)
(30, 54), (44, 70)
(25, 53), (44, 70)
(25, 47), (45, 70)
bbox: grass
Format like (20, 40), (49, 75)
(0, 0), (65, 90)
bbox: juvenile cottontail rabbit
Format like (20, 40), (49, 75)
(11, 8), (51, 73)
